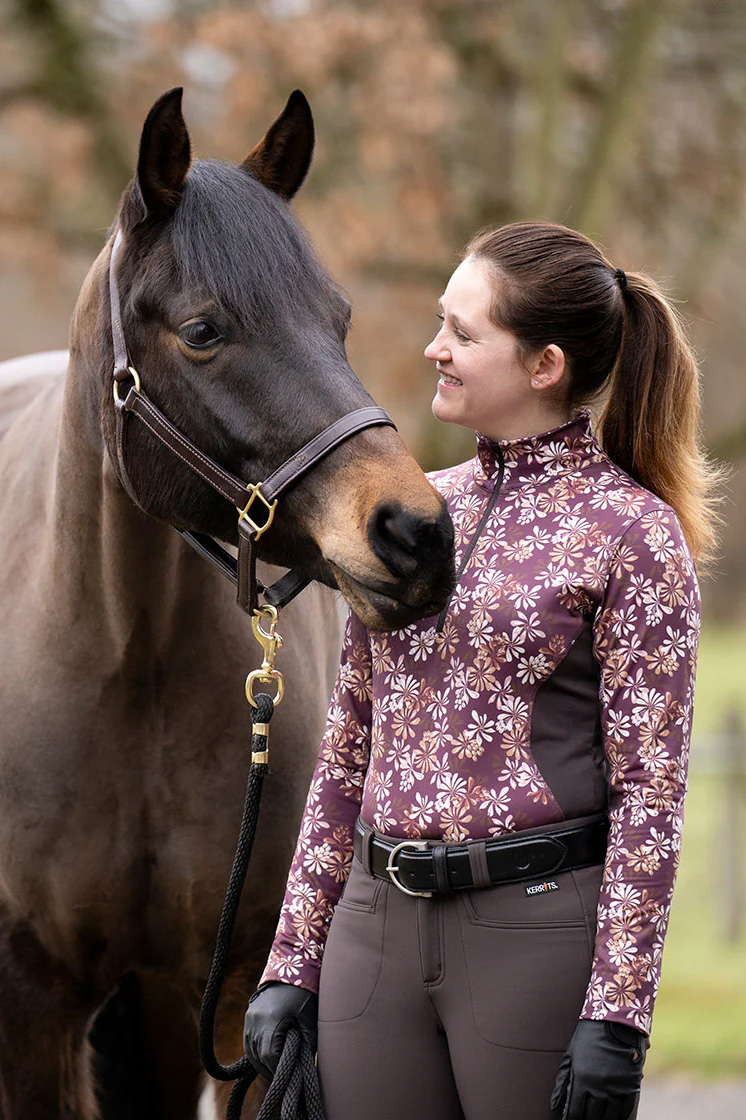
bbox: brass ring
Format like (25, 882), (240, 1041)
(113, 366), (141, 403)
(245, 668), (284, 708)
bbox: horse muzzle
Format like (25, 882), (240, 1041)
(327, 502), (456, 631)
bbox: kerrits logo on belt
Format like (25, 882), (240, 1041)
(525, 880), (560, 896)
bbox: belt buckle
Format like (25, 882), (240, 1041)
(385, 840), (433, 898)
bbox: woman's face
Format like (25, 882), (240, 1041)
(424, 256), (539, 439)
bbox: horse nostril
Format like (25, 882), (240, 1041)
(379, 512), (418, 554)
(369, 504), (420, 578)
(367, 500), (455, 600)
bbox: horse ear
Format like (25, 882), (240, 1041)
(136, 87), (191, 219)
(240, 90), (314, 201)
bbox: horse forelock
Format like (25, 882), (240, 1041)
(159, 160), (345, 330)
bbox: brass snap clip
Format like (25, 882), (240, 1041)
(245, 605), (285, 709)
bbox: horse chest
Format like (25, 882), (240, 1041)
(0, 594), (331, 973)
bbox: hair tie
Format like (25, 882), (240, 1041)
(614, 267), (628, 293)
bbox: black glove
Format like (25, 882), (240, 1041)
(243, 980), (319, 1082)
(551, 1019), (649, 1120)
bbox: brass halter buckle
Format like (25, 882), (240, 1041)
(385, 840), (433, 897)
(237, 483), (277, 540)
(245, 605), (285, 709)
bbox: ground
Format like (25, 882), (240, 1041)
(639, 1077), (746, 1118)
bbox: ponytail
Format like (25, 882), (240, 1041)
(465, 222), (725, 573)
(599, 274), (726, 573)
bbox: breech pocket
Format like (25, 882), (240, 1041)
(458, 868), (600, 1052)
(460, 865), (596, 929)
(318, 861), (386, 1023)
(334, 860), (383, 912)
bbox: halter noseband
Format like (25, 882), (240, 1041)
(108, 229), (396, 615)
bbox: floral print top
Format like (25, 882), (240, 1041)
(261, 409), (700, 1035)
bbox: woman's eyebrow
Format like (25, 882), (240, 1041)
(438, 299), (476, 336)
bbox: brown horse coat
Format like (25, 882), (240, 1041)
(0, 345), (347, 1116)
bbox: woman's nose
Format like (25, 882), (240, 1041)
(424, 331), (449, 362)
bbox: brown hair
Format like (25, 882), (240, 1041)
(465, 221), (725, 572)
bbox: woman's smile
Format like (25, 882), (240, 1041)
(437, 364), (463, 388)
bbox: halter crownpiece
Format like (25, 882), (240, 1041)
(614, 267), (628, 293)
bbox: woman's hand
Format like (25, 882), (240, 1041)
(551, 1019), (648, 1119)
(243, 980), (319, 1081)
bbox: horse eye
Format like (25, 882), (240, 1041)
(179, 320), (222, 349)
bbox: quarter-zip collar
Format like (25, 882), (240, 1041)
(436, 438), (506, 634)
(474, 408), (600, 491)
(437, 410), (601, 633)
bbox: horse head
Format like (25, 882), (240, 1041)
(87, 88), (454, 631)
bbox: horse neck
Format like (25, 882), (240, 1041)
(49, 250), (194, 657)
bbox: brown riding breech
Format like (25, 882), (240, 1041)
(317, 831), (604, 1120)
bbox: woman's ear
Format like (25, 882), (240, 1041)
(531, 345), (566, 389)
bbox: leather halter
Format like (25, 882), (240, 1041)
(108, 230), (396, 614)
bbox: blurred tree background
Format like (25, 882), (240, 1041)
(2, 0), (745, 614)
(1, 0), (745, 1083)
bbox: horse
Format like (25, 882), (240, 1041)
(0, 88), (455, 1119)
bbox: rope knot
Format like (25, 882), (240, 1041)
(253, 693), (275, 724)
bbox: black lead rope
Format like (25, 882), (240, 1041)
(198, 693), (325, 1120)
(250, 1027), (325, 1120)
(109, 229), (385, 1119)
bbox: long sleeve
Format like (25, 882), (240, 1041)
(260, 609), (373, 993)
(581, 505), (701, 1035)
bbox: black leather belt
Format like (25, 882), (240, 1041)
(353, 814), (608, 897)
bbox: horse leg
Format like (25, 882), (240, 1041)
(91, 972), (204, 1120)
(0, 913), (99, 1119)
(95, 969), (267, 1120)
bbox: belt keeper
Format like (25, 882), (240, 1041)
(359, 824), (374, 877)
(432, 844), (451, 894)
(467, 840), (492, 890)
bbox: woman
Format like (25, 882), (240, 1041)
(244, 222), (719, 1120)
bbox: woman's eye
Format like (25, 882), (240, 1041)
(436, 312), (469, 342)
(180, 320), (222, 349)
